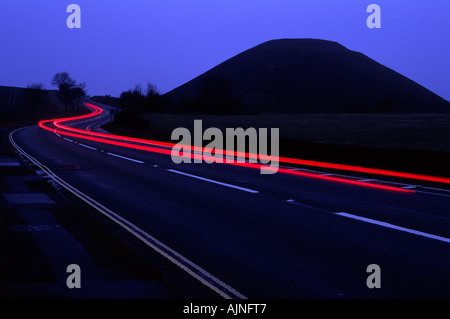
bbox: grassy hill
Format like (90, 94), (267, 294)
(102, 39), (450, 177)
(0, 85), (69, 126)
(164, 39), (450, 114)
(101, 112), (450, 177)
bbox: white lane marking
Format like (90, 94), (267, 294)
(415, 190), (450, 199)
(9, 127), (246, 299)
(167, 169), (259, 194)
(106, 152), (144, 164)
(284, 165), (450, 197)
(335, 212), (450, 244)
(291, 168), (320, 173)
(63, 137), (74, 143)
(0, 162), (20, 167)
(421, 186), (450, 194)
(53, 129), (60, 137)
(79, 143), (97, 151)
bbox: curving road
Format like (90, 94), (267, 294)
(9, 101), (450, 298)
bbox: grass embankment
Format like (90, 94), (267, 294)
(103, 112), (450, 178)
(0, 86), (73, 127)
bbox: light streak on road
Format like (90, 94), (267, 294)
(37, 103), (450, 192)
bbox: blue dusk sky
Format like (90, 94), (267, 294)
(0, 0), (449, 101)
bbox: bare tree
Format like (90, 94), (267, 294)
(51, 72), (76, 90)
(145, 82), (162, 112)
(27, 82), (45, 90)
(133, 83), (143, 96)
(71, 82), (87, 112)
(146, 82), (159, 97)
(51, 72), (86, 114)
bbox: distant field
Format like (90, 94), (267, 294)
(104, 112), (450, 177)
(138, 113), (450, 153)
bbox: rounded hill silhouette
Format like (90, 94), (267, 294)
(165, 39), (450, 114)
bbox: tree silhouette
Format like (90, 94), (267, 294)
(118, 82), (164, 113)
(145, 82), (162, 112)
(51, 72), (76, 90)
(71, 82), (87, 112)
(51, 72), (86, 114)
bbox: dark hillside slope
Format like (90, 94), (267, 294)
(0, 85), (68, 125)
(165, 39), (450, 114)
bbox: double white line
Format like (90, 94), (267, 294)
(9, 127), (247, 299)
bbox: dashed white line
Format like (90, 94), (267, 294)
(421, 185), (450, 194)
(335, 212), (450, 244)
(78, 143), (97, 151)
(106, 152), (144, 164)
(283, 166), (450, 198)
(291, 168), (319, 173)
(167, 169), (259, 194)
(63, 137), (74, 143)
(401, 185), (417, 190)
(416, 190), (450, 198)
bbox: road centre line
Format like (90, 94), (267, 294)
(167, 169), (259, 194)
(335, 212), (450, 244)
(106, 152), (144, 164)
(78, 143), (97, 151)
(401, 185), (417, 190)
(415, 190), (450, 199)
(422, 185), (450, 194)
(286, 199), (450, 244)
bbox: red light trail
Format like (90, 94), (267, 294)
(37, 103), (449, 192)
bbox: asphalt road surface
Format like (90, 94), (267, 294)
(9, 101), (450, 299)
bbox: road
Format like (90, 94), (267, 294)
(9, 101), (450, 298)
